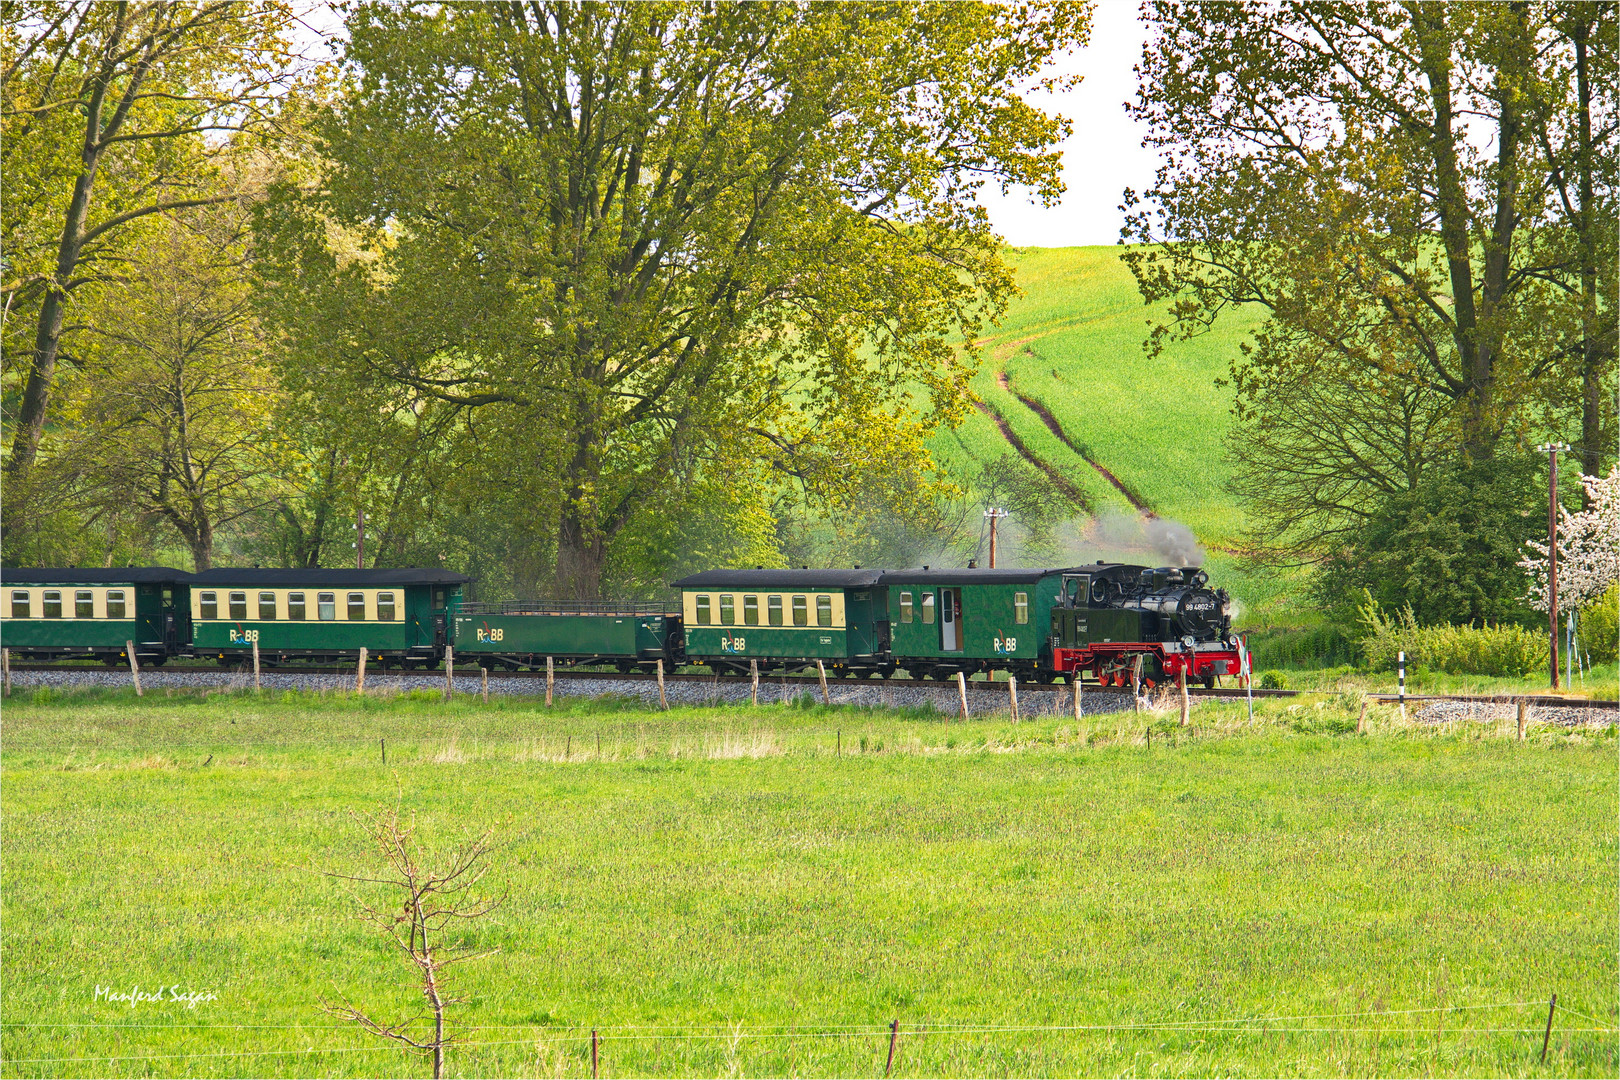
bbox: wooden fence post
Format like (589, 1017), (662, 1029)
(1542, 993), (1557, 1064)
(545, 656), (554, 707)
(956, 671), (970, 721)
(125, 640), (143, 697)
(1008, 674), (1020, 722)
(657, 658), (668, 710)
(443, 645), (453, 701)
(591, 1028), (599, 1079)
(481, 664), (489, 705)
(816, 660), (831, 705)
(750, 659), (759, 706)
(1072, 671), (1081, 720)
(1132, 654), (1143, 711)
(2, 647), (11, 698)
(1178, 664), (1190, 726)
(356, 647), (367, 693)
(886, 1018), (900, 1076)
(1356, 696), (1368, 734)
(252, 638), (261, 691)
(1517, 700), (1527, 742)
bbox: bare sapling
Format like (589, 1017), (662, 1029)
(319, 805), (507, 1079)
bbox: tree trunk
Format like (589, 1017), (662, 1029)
(555, 510), (606, 602)
(1572, 25), (1607, 495)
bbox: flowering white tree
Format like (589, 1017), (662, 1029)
(1520, 467), (1620, 612)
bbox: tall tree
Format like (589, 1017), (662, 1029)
(1123, 0), (1617, 557)
(52, 196), (279, 570)
(1, 0), (296, 529)
(262, 0), (1090, 599)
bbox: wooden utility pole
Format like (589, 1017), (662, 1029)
(983, 507), (1009, 568)
(1537, 442), (1569, 689)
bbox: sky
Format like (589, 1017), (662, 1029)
(978, 0), (1158, 249)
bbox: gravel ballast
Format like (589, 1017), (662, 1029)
(6, 667), (1145, 716)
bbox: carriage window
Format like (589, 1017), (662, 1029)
(317, 592), (336, 620)
(348, 592), (366, 621)
(921, 592), (935, 624)
(1014, 591), (1029, 624)
(43, 590), (62, 618)
(743, 595), (759, 626)
(719, 594), (735, 624)
(695, 594), (711, 625)
(768, 595), (783, 626)
(899, 591), (913, 623)
(10, 591), (29, 618)
(76, 590), (95, 618)
(377, 592), (396, 621)
(199, 591), (218, 620)
(816, 594), (832, 627)
(259, 592), (277, 620)
(229, 591), (247, 620)
(792, 594), (807, 626)
(106, 590), (126, 619)
(287, 592), (306, 620)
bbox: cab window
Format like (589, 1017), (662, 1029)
(229, 592), (247, 620)
(719, 594), (735, 625)
(43, 590), (62, 618)
(199, 591), (218, 620)
(816, 595), (832, 627)
(10, 591), (29, 618)
(317, 592), (336, 620)
(76, 590), (94, 618)
(899, 591), (913, 623)
(768, 595), (783, 626)
(743, 595), (759, 626)
(1014, 591), (1029, 624)
(106, 590), (126, 619)
(348, 592), (366, 621)
(377, 592), (397, 621)
(695, 595), (711, 625)
(287, 592), (306, 621)
(921, 592), (935, 624)
(791, 594), (807, 626)
(259, 592), (277, 620)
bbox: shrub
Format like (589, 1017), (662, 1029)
(1247, 625), (1356, 669)
(1357, 591), (1548, 676)
(1259, 670), (1288, 689)
(1580, 584), (1618, 664)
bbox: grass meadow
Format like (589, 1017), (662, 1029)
(938, 246), (1299, 621)
(2, 687), (1615, 1078)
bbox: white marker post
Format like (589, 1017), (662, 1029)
(356, 647), (367, 693)
(1398, 650), (1406, 721)
(443, 645), (454, 701)
(252, 638), (261, 691)
(1241, 635), (1254, 724)
(1072, 671), (1082, 721)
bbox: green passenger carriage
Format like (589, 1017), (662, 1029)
(0, 567), (191, 664)
(188, 568), (468, 666)
(882, 566), (1070, 680)
(672, 569), (889, 675)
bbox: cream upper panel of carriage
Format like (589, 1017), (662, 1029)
(3, 587), (140, 620)
(681, 590), (846, 629)
(190, 588), (405, 623)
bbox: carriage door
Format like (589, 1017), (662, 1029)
(940, 589), (960, 651)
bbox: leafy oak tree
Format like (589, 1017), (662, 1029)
(1, 0), (300, 555)
(260, 0), (1090, 599)
(1123, 1), (1617, 559)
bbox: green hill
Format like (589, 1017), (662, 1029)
(937, 246), (1306, 626)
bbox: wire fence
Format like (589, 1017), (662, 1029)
(3, 999), (1613, 1067)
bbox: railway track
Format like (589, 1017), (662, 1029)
(9, 662), (1613, 708)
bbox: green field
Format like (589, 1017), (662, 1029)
(3, 689), (1615, 1078)
(942, 247), (1297, 621)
